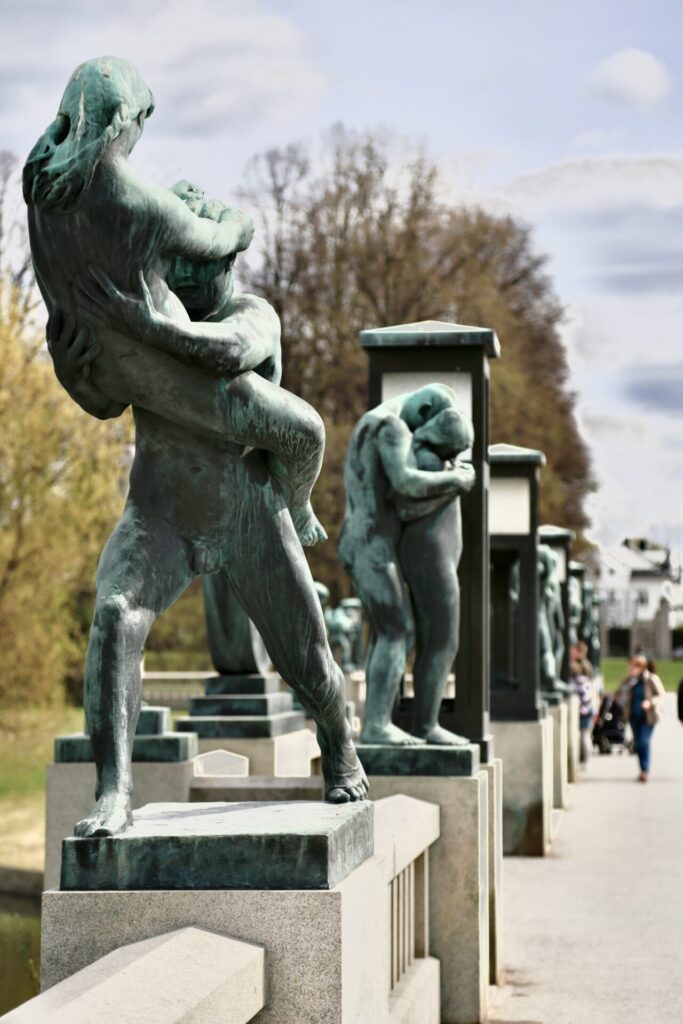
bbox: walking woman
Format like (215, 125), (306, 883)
(622, 655), (665, 782)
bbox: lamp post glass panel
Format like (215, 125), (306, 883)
(489, 444), (546, 722)
(538, 525), (575, 684)
(360, 320), (500, 760)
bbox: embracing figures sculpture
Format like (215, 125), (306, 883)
(339, 384), (475, 746)
(24, 57), (367, 836)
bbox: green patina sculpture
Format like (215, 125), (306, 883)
(581, 583), (602, 671)
(568, 574), (583, 647)
(339, 384), (475, 746)
(538, 544), (567, 693)
(24, 57), (367, 836)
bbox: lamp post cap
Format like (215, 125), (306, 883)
(489, 442), (546, 466)
(360, 319), (500, 358)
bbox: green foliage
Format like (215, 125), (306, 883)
(0, 284), (130, 707)
(240, 127), (595, 592)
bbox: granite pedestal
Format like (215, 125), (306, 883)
(492, 717), (553, 855)
(482, 758), (503, 985)
(175, 672), (318, 777)
(45, 712), (198, 891)
(567, 691), (580, 784)
(357, 745), (490, 1024)
(545, 697), (569, 809)
(41, 796), (440, 1023)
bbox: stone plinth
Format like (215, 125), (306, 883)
(547, 700), (569, 809)
(191, 775), (324, 803)
(366, 767), (489, 1024)
(184, 728), (318, 777)
(55, 733), (196, 763)
(492, 717), (553, 856)
(567, 692), (580, 784)
(204, 672), (281, 695)
(61, 800), (373, 892)
(175, 710), (306, 739)
(356, 743), (479, 777)
(482, 758), (503, 985)
(46, 737), (197, 888)
(42, 856), (388, 1023)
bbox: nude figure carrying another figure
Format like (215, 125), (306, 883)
(24, 57), (367, 836)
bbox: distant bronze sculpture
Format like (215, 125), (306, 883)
(538, 544), (567, 692)
(568, 574), (583, 647)
(339, 384), (475, 745)
(24, 57), (367, 835)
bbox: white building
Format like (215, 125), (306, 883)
(590, 538), (683, 657)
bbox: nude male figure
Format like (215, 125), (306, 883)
(338, 384), (475, 746)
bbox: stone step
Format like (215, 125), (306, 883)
(190, 775), (324, 803)
(136, 706), (172, 735)
(60, 799), (374, 891)
(355, 742), (480, 777)
(55, 733), (198, 764)
(204, 673), (282, 696)
(175, 710), (307, 740)
(189, 693), (293, 717)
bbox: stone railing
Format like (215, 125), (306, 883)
(0, 927), (264, 1023)
(374, 794), (441, 1021)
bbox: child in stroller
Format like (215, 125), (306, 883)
(592, 694), (629, 754)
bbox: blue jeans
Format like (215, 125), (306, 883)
(631, 717), (654, 773)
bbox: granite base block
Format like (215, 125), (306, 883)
(367, 773), (490, 1024)
(567, 692), (580, 784)
(45, 760), (197, 891)
(194, 728), (318, 777)
(60, 800), (374, 892)
(175, 710), (306, 739)
(548, 702), (569, 809)
(55, 733), (197, 764)
(42, 854), (389, 1023)
(189, 693), (293, 717)
(356, 743), (480, 777)
(191, 775), (324, 803)
(492, 717), (553, 856)
(136, 706), (172, 735)
(204, 673), (281, 695)
(482, 758), (503, 986)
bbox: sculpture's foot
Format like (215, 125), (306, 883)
(292, 503), (328, 547)
(74, 789), (133, 838)
(319, 725), (369, 803)
(415, 724), (470, 746)
(361, 723), (426, 746)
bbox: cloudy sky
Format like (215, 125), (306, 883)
(2, 0), (681, 548)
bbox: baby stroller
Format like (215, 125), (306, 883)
(592, 694), (628, 754)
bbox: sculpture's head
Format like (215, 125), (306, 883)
(401, 384), (473, 465)
(166, 180), (241, 320)
(412, 407), (473, 462)
(23, 56), (154, 211)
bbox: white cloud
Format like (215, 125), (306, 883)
(0, 0), (327, 146)
(588, 48), (672, 109)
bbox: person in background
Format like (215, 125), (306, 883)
(677, 677), (683, 725)
(571, 656), (594, 766)
(622, 654), (665, 782)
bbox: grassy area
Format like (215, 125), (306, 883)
(0, 705), (83, 871)
(601, 657), (682, 693)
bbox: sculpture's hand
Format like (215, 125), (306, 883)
(47, 308), (125, 420)
(220, 207), (254, 252)
(73, 269), (161, 344)
(48, 308), (102, 389)
(453, 460), (476, 493)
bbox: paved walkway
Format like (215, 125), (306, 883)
(490, 693), (683, 1024)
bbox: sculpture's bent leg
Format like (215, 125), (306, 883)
(220, 372), (327, 547)
(76, 503), (194, 837)
(352, 559), (424, 747)
(223, 464), (367, 802)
